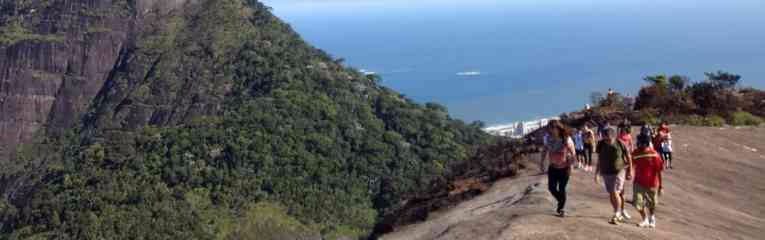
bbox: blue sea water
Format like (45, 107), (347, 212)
(262, 0), (765, 124)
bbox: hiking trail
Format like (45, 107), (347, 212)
(382, 126), (765, 240)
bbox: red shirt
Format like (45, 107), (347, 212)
(654, 127), (670, 147)
(632, 148), (664, 188)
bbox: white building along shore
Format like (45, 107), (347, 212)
(483, 117), (559, 138)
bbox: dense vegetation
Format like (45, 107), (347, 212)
(0, 0), (491, 239)
(585, 71), (764, 127)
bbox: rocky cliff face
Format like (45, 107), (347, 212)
(0, 0), (189, 159)
(0, 0), (132, 159)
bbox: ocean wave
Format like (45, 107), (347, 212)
(456, 71), (481, 76)
(359, 69), (377, 75)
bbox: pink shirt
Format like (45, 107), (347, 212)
(548, 137), (575, 169)
(619, 132), (633, 152)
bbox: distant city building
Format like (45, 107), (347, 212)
(483, 117), (560, 138)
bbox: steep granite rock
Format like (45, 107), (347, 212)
(0, 0), (188, 159)
(0, 0), (133, 159)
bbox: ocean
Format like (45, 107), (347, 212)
(261, 0), (765, 125)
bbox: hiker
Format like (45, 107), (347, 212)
(595, 126), (633, 225)
(598, 121), (611, 141)
(654, 122), (671, 163)
(583, 124), (596, 172)
(661, 132), (673, 169)
(640, 123), (654, 137)
(541, 120), (576, 217)
(639, 123), (654, 148)
(541, 130), (551, 173)
(574, 127), (586, 169)
(632, 134), (664, 228)
(618, 123), (634, 153)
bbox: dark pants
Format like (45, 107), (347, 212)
(548, 166), (570, 212)
(583, 143), (594, 166)
(663, 151), (673, 167)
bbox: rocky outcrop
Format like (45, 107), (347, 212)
(0, 0), (191, 159)
(0, 0), (132, 159)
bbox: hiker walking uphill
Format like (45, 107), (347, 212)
(639, 124), (654, 148)
(541, 120), (577, 217)
(595, 127), (633, 225)
(574, 127), (586, 169)
(598, 121), (612, 141)
(583, 124), (596, 172)
(655, 121), (674, 169)
(541, 129), (551, 173)
(632, 134), (664, 228)
(618, 123), (635, 153)
(661, 133), (674, 169)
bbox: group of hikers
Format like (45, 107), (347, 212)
(540, 119), (674, 228)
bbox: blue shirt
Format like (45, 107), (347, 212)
(573, 131), (585, 150)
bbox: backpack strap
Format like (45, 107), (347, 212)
(617, 140), (629, 163)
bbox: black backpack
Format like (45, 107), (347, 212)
(640, 124), (654, 137)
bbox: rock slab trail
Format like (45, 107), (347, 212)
(383, 126), (765, 240)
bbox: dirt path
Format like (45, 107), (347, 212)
(382, 126), (765, 240)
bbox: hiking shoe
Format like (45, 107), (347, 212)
(621, 211), (632, 220)
(609, 215), (622, 225)
(649, 216), (657, 228)
(638, 220), (651, 228)
(558, 209), (567, 218)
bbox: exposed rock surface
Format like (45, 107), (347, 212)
(383, 126), (765, 240)
(0, 0), (126, 158)
(0, 0), (189, 159)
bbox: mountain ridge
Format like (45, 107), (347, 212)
(0, 0), (493, 238)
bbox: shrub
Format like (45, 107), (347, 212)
(740, 88), (765, 117)
(228, 202), (320, 240)
(680, 115), (725, 127)
(636, 109), (660, 125)
(729, 111), (763, 126)
(683, 115), (705, 126)
(704, 115), (726, 127)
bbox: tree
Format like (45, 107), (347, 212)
(689, 81), (736, 116)
(643, 74), (668, 87)
(367, 74), (382, 83)
(668, 75), (689, 92)
(425, 102), (447, 113)
(469, 121), (486, 129)
(705, 71), (740, 89)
